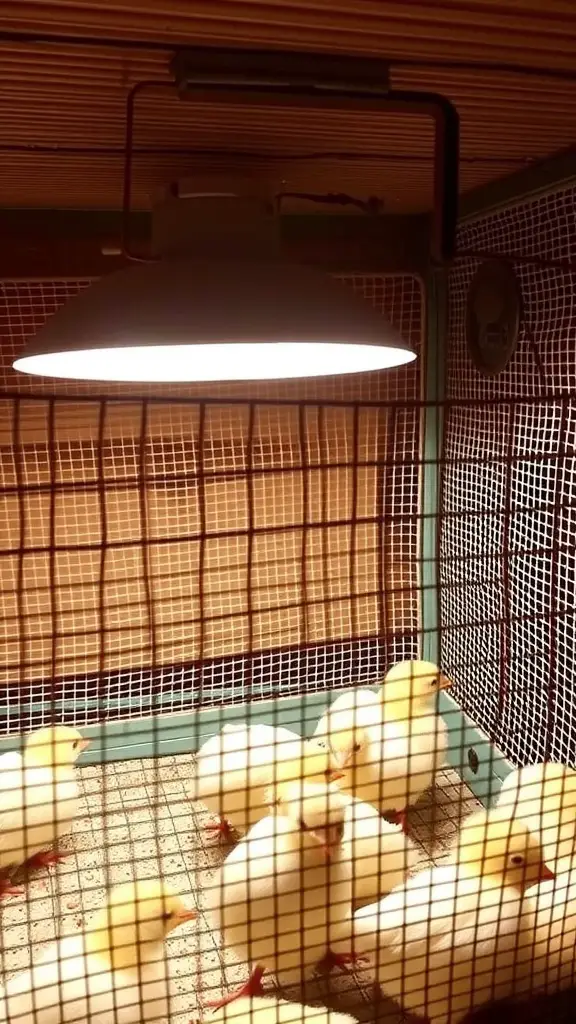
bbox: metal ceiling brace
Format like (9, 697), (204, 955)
(121, 46), (460, 267)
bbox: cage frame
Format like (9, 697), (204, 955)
(1, 146), (576, 805)
(424, 146), (576, 808)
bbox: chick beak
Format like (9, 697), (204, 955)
(175, 908), (197, 925)
(329, 769), (346, 782)
(332, 749), (353, 771)
(438, 674), (453, 691)
(79, 739), (91, 752)
(538, 864), (555, 883)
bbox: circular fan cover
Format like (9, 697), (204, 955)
(465, 259), (522, 375)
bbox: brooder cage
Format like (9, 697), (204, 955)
(1, 16), (576, 1024)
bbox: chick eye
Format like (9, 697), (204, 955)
(162, 911), (174, 922)
(353, 743), (362, 753)
(72, 740), (79, 751)
(511, 855), (525, 866)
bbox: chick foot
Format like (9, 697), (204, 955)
(203, 818), (236, 844)
(25, 849), (71, 871)
(0, 878), (24, 899)
(206, 966), (266, 1008)
(316, 949), (367, 975)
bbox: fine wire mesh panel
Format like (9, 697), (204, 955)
(0, 394), (421, 732)
(440, 184), (576, 768)
(0, 273), (423, 733)
(1, 294), (576, 1022)
(0, 273), (483, 1024)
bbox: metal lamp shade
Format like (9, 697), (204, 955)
(12, 258), (416, 383)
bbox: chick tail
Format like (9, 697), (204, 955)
(206, 965), (266, 1008)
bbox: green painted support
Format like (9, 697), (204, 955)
(439, 692), (513, 806)
(459, 145), (576, 222)
(419, 268), (512, 808)
(420, 267), (446, 667)
(0, 691), (336, 765)
(0, 686), (513, 810)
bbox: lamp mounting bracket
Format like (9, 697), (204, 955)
(171, 47), (392, 95)
(121, 46), (459, 266)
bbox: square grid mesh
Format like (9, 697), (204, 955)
(441, 184), (576, 766)
(0, 274), (423, 733)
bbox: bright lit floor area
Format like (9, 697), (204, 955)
(0, 757), (481, 1024)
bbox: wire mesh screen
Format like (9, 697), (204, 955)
(441, 184), (576, 767)
(0, 274), (423, 733)
(1, 270), (576, 1024)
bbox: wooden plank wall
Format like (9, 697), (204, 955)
(0, 273), (423, 686)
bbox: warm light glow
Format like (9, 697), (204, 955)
(13, 342), (416, 383)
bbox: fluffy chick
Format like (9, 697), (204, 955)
(314, 660), (452, 816)
(0, 879), (196, 1024)
(341, 794), (420, 907)
(0, 725), (90, 895)
(344, 806), (553, 1024)
(192, 723), (339, 841)
(497, 761), (576, 870)
(205, 778), (352, 1007)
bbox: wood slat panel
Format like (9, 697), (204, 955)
(0, 2), (575, 211)
(0, 271), (422, 687)
(0, 410), (416, 681)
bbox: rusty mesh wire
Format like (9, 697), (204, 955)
(0, 254), (574, 1024)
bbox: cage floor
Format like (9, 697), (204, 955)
(0, 758), (481, 1024)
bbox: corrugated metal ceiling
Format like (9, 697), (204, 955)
(1, 1), (575, 212)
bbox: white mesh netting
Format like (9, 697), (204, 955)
(0, 274), (423, 733)
(441, 184), (576, 766)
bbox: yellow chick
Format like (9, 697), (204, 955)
(516, 767), (576, 998)
(0, 725), (90, 896)
(193, 722), (341, 841)
(0, 879), (196, 1024)
(346, 806), (554, 1024)
(205, 778), (352, 1007)
(208, 996), (358, 1024)
(314, 660), (452, 820)
(497, 761), (576, 870)
(20, 726), (90, 769)
(341, 794), (420, 907)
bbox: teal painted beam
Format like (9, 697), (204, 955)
(459, 145), (576, 222)
(0, 691), (336, 766)
(419, 269), (512, 809)
(420, 267), (447, 666)
(439, 692), (513, 807)
(0, 685), (512, 811)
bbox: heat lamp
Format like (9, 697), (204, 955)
(13, 189), (416, 384)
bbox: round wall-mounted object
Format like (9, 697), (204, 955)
(465, 259), (522, 376)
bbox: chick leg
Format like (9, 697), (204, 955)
(206, 965), (266, 1008)
(203, 818), (235, 844)
(0, 877), (24, 899)
(316, 949), (368, 975)
(382, 808), (410, 835)
(25, 849), (71, 871)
